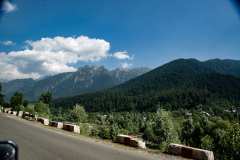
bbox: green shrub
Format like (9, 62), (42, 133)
(34, 101), (51, 119)
(98, 126), (110, 139)
(217, 122), (240, 160)
(69, 104), (88, 123)
(119, 128), (129, 135)
(110, 123), (119, 141)
(80, 123), (90, 135)
(90, 125), (100, 137)
(200, 135), (214, 151)
(25, 105), (35, 114)
(153, 109), (181, 151)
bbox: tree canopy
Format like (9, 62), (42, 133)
(10, 92), (23, 111)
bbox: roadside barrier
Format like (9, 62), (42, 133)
(168, 143), (214, 160)
(37, 117), (49, 125)
(116, 135), (146, 148)
(63, 124), (80, 134)
(49, 121), (64, 128)
(18, 111), (23, 117)
(49, 121), (56, 126)
(12, 111), (17, 116)
(23, 112), (38, 120)
(54, 122), (63, 129)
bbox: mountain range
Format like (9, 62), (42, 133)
(51, 58), (240, 112)
(1, 66), (151, 102)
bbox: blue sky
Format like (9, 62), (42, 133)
(0, 0), (240, 80)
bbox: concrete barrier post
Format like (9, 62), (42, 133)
(18, 111), (23, 117)
(49, 121), (56, 126)
(168, 143), (214, 160)
(54, 122), (63, 129)
(116, 135), (125, 144)
(168, 143), (183, 155)
(43, 118), (49, 125)
(35, 115), (38, 121)
(72, 125), (80, 134)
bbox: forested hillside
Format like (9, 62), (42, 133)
(52, 59), (240, 112)
(204, 59), (240, 77)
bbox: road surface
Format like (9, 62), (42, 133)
(0, 113), (180, 160)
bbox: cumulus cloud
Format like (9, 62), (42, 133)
(113, 51), (134, 60)
(121, 62), (133, 68)
(2, 0), (17, 13)
(2, 41), (15, 45)
(0, 36), (111, 80)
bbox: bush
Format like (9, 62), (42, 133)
(80, 123), (90, 135)
(216, 120), (230, 130)
(172, 110), (182, 118)
(98, 126), (110, 139)
(69, 104), (88, 124)
(119, 128), (129, 135)
(200, 135), (214, 151)
(90, 125), (100, 137)
(110, 123), (119, 141)
(34, 100), (51, 119)
(142, 127), (155, 142)
(217, 122), (240, 160)
(153, 109), (181, 151)
(25, 105), (35, 114)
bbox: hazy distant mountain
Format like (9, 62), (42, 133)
(1, 74), (52, 96)
(2, 66), (151, 102)
(34, 74), (52, 82)
(0, 78), (9, 83)
(109, 67), (151, 83)
(52, 58), (240, 112)
(1, 79), (35, 95)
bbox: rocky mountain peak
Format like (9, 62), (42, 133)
(116, 67), (128, 71)
(91, 65), (99, 70)
(99, 65), (105, 69)
(83, 65), (90, 69)
(35, 74), (52, 81)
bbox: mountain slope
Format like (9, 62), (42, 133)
(203, 59), (240, 77)
(1, 79), (35, 95)
(52, 59), (240, 112)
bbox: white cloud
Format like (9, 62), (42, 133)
(113, 51), (134, 60)
(2, 41), (15, 45)
(0, 36), (111, 80)
(2, 0), (17, 13)
(121, 62), (133, 68)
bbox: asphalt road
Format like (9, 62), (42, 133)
(0, 113), (165, 160)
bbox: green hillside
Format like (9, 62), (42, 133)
(204, 59), (240, 77)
